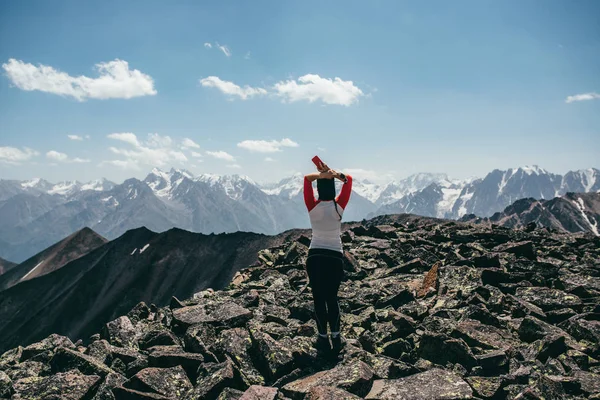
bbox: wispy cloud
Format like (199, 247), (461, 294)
(206, 150), (236, 162)
(2, 59), (157, 101)
(244, 52), (251, 60)
(200, 74), (365, 106)
(200, 76), (267, 100)
(181, 138), (201, 149)
(103, 133), (188, 170)
(237, 138), (299, 153)
(216, 43), (231, 57)
(565, 92), (600, 103)
(46, 150), (90, 163)
(264, 157), (275, 162)
(0, 146), (39, 164)
(227, 163), (242, 169)
(68, 134), (91, 141)
(204, 42), (212, 49)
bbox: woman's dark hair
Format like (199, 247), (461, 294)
(317, 178), (342, 220)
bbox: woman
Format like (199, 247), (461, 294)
(303, 161), (352, 354)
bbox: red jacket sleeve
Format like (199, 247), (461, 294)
(304, 176), (317, 211)
(336, 175), (352, 209)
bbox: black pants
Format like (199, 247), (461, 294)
(306, 248), (344, 335)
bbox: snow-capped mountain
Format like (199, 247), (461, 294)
(370, 166), (600, 220)
(1, 165), (598, 262)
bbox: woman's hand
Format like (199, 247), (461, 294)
(319, 170), (335, 179)
(317, 162), (330, 172)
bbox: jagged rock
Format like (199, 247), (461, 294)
(212, 302), (253, 328)
(238, 385), (278, 400)
(365, 368), (473, 399)
(465, 376), (502, 399)
(172, 305), (215, 330)
(139, 330), (181, 350)
(281, 360), (374, 398)
(12, 370), (100, 400)
(124, 365), (193, 398)
(213, 328), (264, 386)
(0, 371), (11, 398)
(515, 287), (582, 311)
(147, 346), (204, 382)
(418, 333), (477, 370)
(6, 360), (49, 381)
(305, 386), (362, 399)
(102, 316), (138, 348)
(216, 387), (245, 400)
(128, 302), (151, 322)
(493, 241), (536, 260)
(113, 386), (170, 399)
(475, 350), (508, 375)
(249, 330), (294, 381)
(20, 334), (75, 362)
(92, 372), (126, 400)
(573, 371), (600, 396)
(184, 358), (242, 400)
(50, 347), (117, 377)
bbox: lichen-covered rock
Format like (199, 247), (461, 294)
(305, 385), (362, 400)
(418, 333), (477, 370)
(365, 368), (473, 399)
(147, 346), (204, 382)
(102, 316), (138, 348)
(6, 360), (49, 381)
(214, 328), (264, 386)
(282, 360), (374, 398)
(515, 287), (582, 311)
(12, 370), (100, 400)
(249, 330), (295, 381)
(238, 385), (278, 400)
(465, 376), (502, 399)
(21, 334), (75, 362)
(184, 358), (242, 400)
(0, 370), (11, 398)
(50, 347), (117, 378)
(125, 365), (192, 398)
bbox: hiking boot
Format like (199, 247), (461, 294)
(314, 335), (331, 353)
(331, 334), (346, 354)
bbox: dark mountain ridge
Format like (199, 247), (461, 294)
(0, 227), (108, 291)
(0, 257), (16, 276)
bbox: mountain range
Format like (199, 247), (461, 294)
(1, 166), (598, 262)
(462, 192), (600, 235)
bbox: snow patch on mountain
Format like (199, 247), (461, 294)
(573, 197), (599, 236)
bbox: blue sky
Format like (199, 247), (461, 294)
(1, 0), (599, 184)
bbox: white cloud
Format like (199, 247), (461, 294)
(317, 147), (326, 152)
(245, 52), (251, 60)
(0, 146), (39, 164)
(273, 74), (364, 106)
(2, 58), (157, 101)
(264, 157), (275, 162)
(85, 135), (91, 139)
(67, 134), (84, 141)
(237, 138), (299, 153)
(200, 76), (267, 100)
(216, 43), (231, 57)
(182, 138), (201, 149)
(191, 151), (203, 158)
(565, 92), (600, 103)
(227, 164), (242, 169)
(200, 74), (365, 106)
(206, 150), (236, 162)
(46, 150), (68, 162)
(204, 43), (212, 49)
(107, 132), (140, 147)
(46, 150), (90, 163)
(104, 133), (189, 169)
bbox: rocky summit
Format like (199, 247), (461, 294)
(1, 214), (599, 399)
